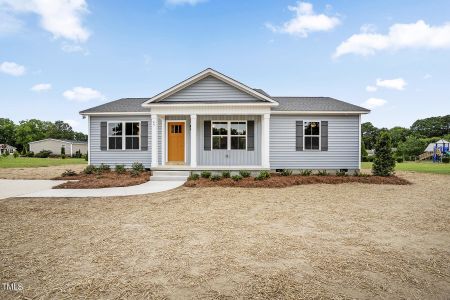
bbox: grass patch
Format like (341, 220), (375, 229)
(362, 161), (450, 175)
(0, 156), (87, 168)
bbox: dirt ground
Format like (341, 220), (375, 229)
(0, 165), (86, 179)
(0, 172), (449, 299)
(54, 171), (150, 189)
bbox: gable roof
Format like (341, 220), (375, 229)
(80, 98), (149, 114)
(272, 97), (370, 113)
(142, 68), (278, 105)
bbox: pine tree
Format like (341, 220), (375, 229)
(361, 140), (368, 161)
(372, 131), (396, 176)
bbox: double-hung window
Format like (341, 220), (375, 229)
(212, 121), (247, 150)
(304, 121), (320, 150)
(108, 122), (140, 150)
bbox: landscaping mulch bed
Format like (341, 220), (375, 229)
(53, 171), (150, 189)
(184, 174), (411, 188)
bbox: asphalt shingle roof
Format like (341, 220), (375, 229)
(79, 98), (149, 114)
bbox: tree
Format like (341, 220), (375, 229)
(73, 132), (88, 141)
(410, 115), (450, 138)
(361, 122), (379, 150)
(361, 140), (368, 161)
(389, 126), (409, 147)
(0, 118), (16, 145)
(372, 131), (396, 176)
(397, 136), (428, 159)
(14, 119), (51, 150)
(47, 120), (75, 140)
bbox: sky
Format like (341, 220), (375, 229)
(1, 0), (450, 134)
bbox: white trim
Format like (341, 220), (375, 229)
(358, 114), (361, 170)
(28, 138), (87, 145)
(303, 120), (321, 151)
(106, 121), (141, 151)
(80, 112), (150, 116)
(153, 165), (269, 171)
(145, 103), (276, 107)
(161, 116), (166, 166)
(149, 105), (271, 116)
(190, 115), (197, 167)
(211, 120), (248, 151)
(165, 120), (187, 164)
(143, 68), (278, 105)
(261, 113), (270, 168)
(87, 116), (91, 164)
(151, 115), (158, 167)
(271, 111), (369, 115)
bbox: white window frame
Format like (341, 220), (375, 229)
(211, 120), (247, 151)
(303, 120), (321, 151)
(107, 121), (141, 151)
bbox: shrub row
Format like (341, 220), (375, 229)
(82, 162), (145, 176)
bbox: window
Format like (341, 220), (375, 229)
(171, 124), (182, 133)
(304, 121), (320, 150)
(125, 122), (140, 150)
(212, 121), (247, 150)
(108, 122), (140, 150)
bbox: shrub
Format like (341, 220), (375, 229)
(231, 174), (243, 181)
(99, 163), (111, 172)
(188, 173), (200, 180)
(336, 169), (347, 176)
(221, 171), (231, 178)
(255, 170), (270, 180)
(61, 146), (65, 156)
(443, 157), (450, 164)
(13, 151), (19, 158)
(84, 153), (88, 161)
(62, 169), (77, 177)
(317, 170), (328, 176)
(299, 169), (312, 176)
(83, 165), (97, 174)
(367, 156), (374, 162)
(280, 169), (293, 176)
(131, 162), (145, 173)
(61, 154), (66, 159)
(1, 152), (8, 158)
(200, 171), (211, 178)
(372, 131), (396, 176)
(239, 170), (251, 178)
(130, 169), (141, 177)
(115, 164), (126, 174)
(396, 157), (404, 163)
(73, 150), (82, 158)
(35, 150), (52, 158)
(210, 174), (221, 181)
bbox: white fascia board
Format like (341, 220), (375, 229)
(270, 111), (370, 115)
(145, 103), (276, 107)
(80, 112), (151, 116)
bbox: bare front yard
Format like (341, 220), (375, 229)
(1, 172), (449, 299)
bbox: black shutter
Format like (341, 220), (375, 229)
(296, 121), (303, 151)
(141, 121), (148, 151)
(321, 121), (328, 151)
(247, 120), (254, 151)
(100, 122), (107, 151)
(204, 121), (211, 151)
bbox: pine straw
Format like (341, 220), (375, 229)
(0, 172), (449, 299)
(53, 171), (150, 189)
(184, 174), (411, 188)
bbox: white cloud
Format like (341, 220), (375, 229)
(165, 0), (207, 5)
(31, 83), (51, 92)
(0, 61), (26, 76)
(64, 119), (79, 128)
(362, 98), (387, 109)
(366, 85), (377, 92)
(376, 78), (407, 90)
(334, 20), (450, 58)
(63, 86), (104, 102)
(0, 11), (23, 34)
(0, 0), (90, 43)
(61, 42), (89, 55)
(423, 73), (432, 79)
(266, 1), (340, 37)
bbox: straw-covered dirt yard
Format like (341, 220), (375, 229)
(1, 171), (449, 299)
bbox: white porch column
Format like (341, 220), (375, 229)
(261, 113), (270, 168)
(190, 114), (197, 167)
(161, 115), (166, 165)
(151, 114), (158, 167)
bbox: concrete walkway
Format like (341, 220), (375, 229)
(0, 180), (185, 199)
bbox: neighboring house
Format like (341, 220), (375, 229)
(0, 144), (16, 155)
(80, 68), (369, 171)
(29, 139), (88, 156)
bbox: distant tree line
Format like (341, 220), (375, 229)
(362, 115), (450, 160)
(0, 118), (87, 152)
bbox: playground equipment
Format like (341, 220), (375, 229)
(430, 140), (449, 162)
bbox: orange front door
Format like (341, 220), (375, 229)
(167, 122), (185, 162)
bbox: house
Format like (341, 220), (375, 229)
(0, 144), (16, 155)
(80, 68), (369, 172)
(29, 139), (88, 156)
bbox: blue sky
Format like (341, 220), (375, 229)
(1, 0), (450, 133)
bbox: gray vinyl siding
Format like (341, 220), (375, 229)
(197, 115), (261, 166)
(90, 116), (151, 168)
(161, 76), (260, 102)
(270, 115), (359, 169)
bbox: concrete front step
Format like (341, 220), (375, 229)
(150, 175), (188, 181)
(150, 170), (189, 182)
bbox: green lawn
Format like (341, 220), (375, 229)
(362, 161), (450, 175)
(0, 156), (87, 168)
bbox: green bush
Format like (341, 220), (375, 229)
(62, 169), (77, 177)
(25, 151), (34, 157)
(84, 153), (88, 161)
(115, 164), (126, 174)
(239, 170), (251, 178)
(83, 165), (97, 174)
(221, 171), (231, 178)
(188, 173), (200, 180)
(200, 171), (211, 178)
(280, 169), (293, 176)
(442, 157), (450, 163)
(131, 162), (145, 173)
(61, 146), (65, 156)
(231, 174), (243, 181)
(317, 170), (328, 176)
(61, 154), (66, 159)
(396, 157), (404, 163)
(34, 150), (52, 158)
(130, 169), (141, 177)
(299, 169), (312, 176)
(210, 174), (221, 181)
(99, 163), (111, 172)
(13, 151), (19, 158)
(73, 150), (82, 158)
(367, 156), (374, 162)
(255, 170), (270, 180)
(372, 131), (396, 176)
(1, 152), (8, 158)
